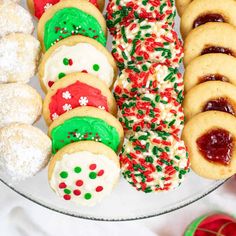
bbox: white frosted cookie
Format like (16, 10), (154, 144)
(0, 123), (52, 181)
(0, 33), (40, 83)
(0, 83), (42, 127)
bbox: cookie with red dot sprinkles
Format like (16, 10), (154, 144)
(120, 131), (190, 192)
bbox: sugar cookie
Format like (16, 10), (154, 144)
(176, 0), (191, 16)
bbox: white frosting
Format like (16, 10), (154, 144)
(50, 151), (120, 207)
(43, 43), (114, 89)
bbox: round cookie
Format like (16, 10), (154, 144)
(184, 81), (236, 121)
(48, 141), (120, 206)
(184, 22), (236, 66)
(43, 73), (117, 125)
(181, 0), (236, 39)
(176, 0), (192, 16)
(48, 106), (124, 154)
(120, 131), (190, 193)
(38, 35), (117, 92)
(0, 33), (40, 84)
(112, 20), (183, 69)
(37, 0), (107, 51)
(184, 54), (236, 92)
(182, 111), (236, 179)
(0, 123), (51, 181)
(0, 0), (34, 38)
(0, 83), (42, 127)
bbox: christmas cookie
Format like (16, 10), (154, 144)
(48, 141), (120, 206)
(176, 0), (191, 16)
(38, 35), (117, 92)
(184, 81), (236, 121)
(120, 131), (190, 193)
(106, 0), (176, 36)
(0, 33), (40, 84)
(184, 23), (236, 66)
(37, 0), (107, 51)
(48, 106), (124, 154)
(182, 111), (236, 179)
(43, 73), (117, 125)
(184, 54), (236, 92)
(0, 0), (34, 38)
(0, 123), (51, 181)
(0, 83), (42, 127)
(112, 20), (183, 69)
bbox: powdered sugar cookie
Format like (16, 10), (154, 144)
(0, 33), (40, 83)
(0, 83), (42, 127)
(37, 0), (107, 51)
(43, 73), (117, 125)
(48, 141), (120, 206)
(0, 123), (51, 181)
(38, 35), (117, 92)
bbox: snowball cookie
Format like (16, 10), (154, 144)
(0, 0), (34, 38)
(0, 33), (40, 83)
(182, 111), (236, 179)
(184, 23), (236, 66)
(48, 141), (120, 206)
(0, 83), (42, 127)
(184, 81), (236, 121)
(176, 0), (192, 16)
(184, 54), (236, 92)
(0, 123), (52, 181)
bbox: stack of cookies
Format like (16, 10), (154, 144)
(106, 0), (190, 193)
(177, 0), (236, 179)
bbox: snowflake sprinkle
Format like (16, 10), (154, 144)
(44, 3), (53, 11)
(52, 113), (59, 120)
(62, 91), (71, 100)
(63, 103), (72, 111)
(79, 97), (89, 106)
(98, 106), (105, 110)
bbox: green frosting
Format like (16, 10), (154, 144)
(51, 116), (120, 154)
(44, 7), (106, 50)
(184, 215), (207, 236)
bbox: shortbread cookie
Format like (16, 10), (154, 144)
(48, 106), (124, 154)
(0, 33), (40, 83)
(38, 0), (107, 51)
(0, 0), (34, 38)
(112, 20), (183, 68)
(176, 0), (191, 16)
(184, 23), (236, 66)
(48, 141), (120, 206)
(184, 54), (236, 92)
(184, 81), (236, 121)
(120, 131), (190, 192)
(182, 111), (236, 179)
(0, 83), (42, 127)
(43, 73), (117, 125)
(38, 35), (117, 92)
(0, 123), (51, 181)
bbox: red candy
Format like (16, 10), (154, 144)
(73, 190), (81, 196)
(63, 194), (71, 200)
(76, 180), (83, 187)
(96, 186), (103, 192)
(89, 164), (97, 170)
(59, 182), (67, 189)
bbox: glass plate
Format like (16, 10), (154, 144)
(0, 0), (226, 221)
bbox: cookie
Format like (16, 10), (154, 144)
(184, 81), (236, 121)
(184, 54), (236, 92)
(106, 0), (176, 36)
(0, 33), (40, 84)
(176, 0), (191, 16)
(112, 19), (183, 69)
(48, 106), (124, 154)
(43, 73), (117, 125)
(37, 0), (107, 51)
(0, 123), (51, 181)
(182, 111), (236, 179)
(0, 83), (42, 127)
(38, 35), (117, 92)
(48, 141), (120, 206)
(120, 130), (190, 193)
(0, 0), (34, 38)
(184, 22), (236, 66)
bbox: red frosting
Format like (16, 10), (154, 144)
(49, 80), (108, 121)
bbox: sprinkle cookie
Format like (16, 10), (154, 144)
(120, 131), (190, 193)
(48, 141), (120, 206)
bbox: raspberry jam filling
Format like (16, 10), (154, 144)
(196, 129), (233, 165)
(193, 14), (225, 29)
(199, 74), (229, 83)
(201, 47), (233, 56)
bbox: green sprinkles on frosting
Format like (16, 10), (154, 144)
(93, 64), (100, 71)
(60, 171), (68, 179)
(74, 166), (82, 173)
(58, 72), (66, 79)
(89, 172), (97, 179)
(84, 193), (92, 200)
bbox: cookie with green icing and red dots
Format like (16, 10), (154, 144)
(38, 35), (117, 92)
(37, 0), (107, 52)
(43, 72), (117, 125)
(120, 130), (190, 193)
(48, 141), (120, 206)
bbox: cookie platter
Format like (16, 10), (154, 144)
(0, 0), (232, 220)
